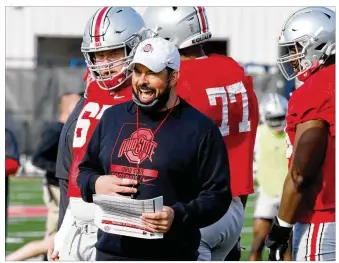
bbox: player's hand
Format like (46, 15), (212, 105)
(95, 175), (138, 197)
(265, 217), (292, 261)
(47, 235), (59, 261)
(141, 206), (174, 233)
(47, 249), (59, 261)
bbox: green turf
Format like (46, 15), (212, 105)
(6, 177), (262, 260)
(9, 177), (44, 205)
(6, 177), (45, 254)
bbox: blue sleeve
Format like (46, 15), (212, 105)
(77, 117), (105, 203)
(32, 122), (63, 173)
(5, 129), (20, 162)
(171, 125), (232, 228)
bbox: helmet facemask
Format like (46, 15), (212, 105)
(265, 115), (286, 133)
(260, 93), (288, 133)
(277, 35), (320, 81)
(83, 33), (144, 91)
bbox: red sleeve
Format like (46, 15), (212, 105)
(5, 158), (19, 176)
(288, 77), (335, 136)
(300, 95), (335, 135)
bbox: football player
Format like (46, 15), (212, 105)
(265, 7), (335, 261)
(143, 6), (259, 261)
(48, 7), (149, 261)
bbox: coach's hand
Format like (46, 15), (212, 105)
(265, 217), (292, 261)
(95, 175), (138, 197)
(141, 206), (174, 233)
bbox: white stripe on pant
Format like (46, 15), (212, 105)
(293, 221), (335, 261)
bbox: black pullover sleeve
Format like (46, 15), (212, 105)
(171, 125), (232, 228)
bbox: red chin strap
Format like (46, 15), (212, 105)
(96, 72), (127, 90)
(297, 70), (312, 82)
(83, 68), (90, 81)
(297, 61), (320, 82)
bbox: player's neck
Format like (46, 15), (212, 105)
(179, 45), (206, 61)
(180, 53), (206, 61)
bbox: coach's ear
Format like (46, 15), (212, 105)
(169, 71), (180, 87)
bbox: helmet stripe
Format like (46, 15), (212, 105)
(91, 8), (101, 39)
(92, 6), (110, 43)
(195, 6), (207, 33)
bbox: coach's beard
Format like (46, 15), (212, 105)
(132, 84), (171, 112)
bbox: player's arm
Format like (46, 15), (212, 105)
(278, 120), (328, 224)
(171, 125), (232, 229)
(56, 119), (78, 229)
(237, 125), (259, 209)
(265, 120), (328, 260)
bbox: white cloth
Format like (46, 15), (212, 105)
(58, 219), (98, 261)
(253, 187), (281, 219)
(54, 207), (74, 253)
(55, 197), (97, 260)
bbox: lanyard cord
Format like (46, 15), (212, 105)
(135, 96), (179, 171)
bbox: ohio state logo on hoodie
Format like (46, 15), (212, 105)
(118, 128), (158, 164)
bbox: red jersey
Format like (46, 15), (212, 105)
(68, 83), (132, 197)
(178, 54), (259, 197)
(286, 64), (335, 223)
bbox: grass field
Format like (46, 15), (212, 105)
(6, 177), (267, 261)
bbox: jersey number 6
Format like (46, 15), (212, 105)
(73, 102), (110, 148)
(206, 81), (251, 136)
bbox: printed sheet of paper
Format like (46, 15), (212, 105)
(93, 194), (163, 239)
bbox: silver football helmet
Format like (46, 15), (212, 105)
(260, 93), (288, 132)
(81, 7), (149, 90)
(143, 6), (212, 49)
(277, 7), (335, 81)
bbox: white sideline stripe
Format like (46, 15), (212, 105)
(12, 193), (42, 200)
(9, 216), (46, 223)
(8, 231), (45, 238)
(246, 201), (254, 207)
(27, 255), (44, 261)
(242, 226), (253, 233)
(6, 237), (23, 244)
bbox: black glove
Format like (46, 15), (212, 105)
(265, 217), (292, 261)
